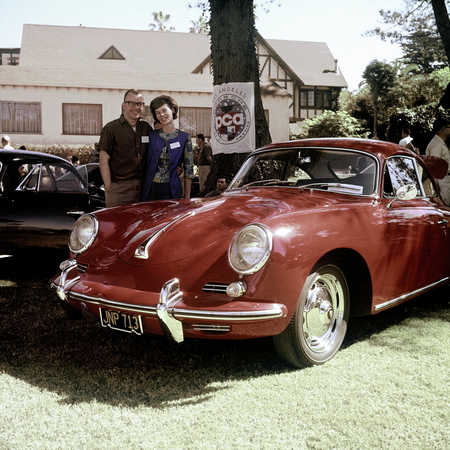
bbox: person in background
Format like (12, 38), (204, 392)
(196, 133), (212, 191)
(90, 143), (100, 163)
(1, 135), (13, 149)
(426, 118), (450, 205)
(205, 176), (228, 197)
(141, 95), (194, 201)
(399, 128), (417, 153)
(98, 89), (152, 207)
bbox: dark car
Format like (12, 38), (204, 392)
(51, 138), (450, 368)
(0, 149), (104, 252)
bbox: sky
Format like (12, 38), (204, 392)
(2, 0), (407, 91)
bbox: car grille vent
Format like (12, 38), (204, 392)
(77, 263), (88, 273)
(202, 283), (228, 294)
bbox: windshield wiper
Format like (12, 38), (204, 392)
(298, 182), (362, 193)
(242, 179), (281, 189)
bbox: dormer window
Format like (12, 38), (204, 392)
(98, 46), (125, 60)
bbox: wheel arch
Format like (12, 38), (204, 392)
(317, 248), (373, 318)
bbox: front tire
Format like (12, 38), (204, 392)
(273, 262), (349, 368)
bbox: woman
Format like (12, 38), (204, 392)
(141, 95), (194, 201)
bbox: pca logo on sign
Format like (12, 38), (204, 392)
(214, 94), (251, 144)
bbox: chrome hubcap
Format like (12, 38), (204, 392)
(302, 272), (345, 354)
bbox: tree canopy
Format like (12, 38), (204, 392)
(366, 0), (450, 72)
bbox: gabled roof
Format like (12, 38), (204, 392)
(18, 24), (346, 88)
(262, 36), (347, 88)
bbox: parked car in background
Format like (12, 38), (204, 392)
(75, 163), (105, 204)
(51, 138), (450, 368)
(0, 149), (104, 252)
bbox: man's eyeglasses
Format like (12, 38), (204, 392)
(124, 101), (145, 108)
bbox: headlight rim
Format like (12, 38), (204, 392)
(68, 213), (99, 255)
(228, 223), (273, 276)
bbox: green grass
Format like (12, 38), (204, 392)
(1, 250), (450, 450)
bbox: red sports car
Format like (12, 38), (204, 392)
(51, 138), (450, 368)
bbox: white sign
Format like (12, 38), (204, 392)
(211, 82), (255, 155)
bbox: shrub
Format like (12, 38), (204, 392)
(13, 144), (95, 164)
(292, 110), (369, 139)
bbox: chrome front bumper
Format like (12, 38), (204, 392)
(52, 260), (287, 343)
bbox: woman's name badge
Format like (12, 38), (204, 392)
(141, 136), (149, 143)
(170, 142), (181, 149)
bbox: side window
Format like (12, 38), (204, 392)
(52, 165), (86, 192)
(20, 164), (43, 191)
(384, 157), (422, 198)
(19, 163), (86, 192)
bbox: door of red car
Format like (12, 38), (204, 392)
(0, 161), (90, 249)
(374, 155), (450, 304)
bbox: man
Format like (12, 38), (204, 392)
(426, 118), (450, 205)
(98, 89), (152, 207)
(205, 176), (228, 197)
(399, 128), (417, 153)
(196, 133), (212, 191)
(1, 135), (14, 149)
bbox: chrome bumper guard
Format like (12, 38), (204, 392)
(53, 261), (286, 344)
(157, 278), (184, 343)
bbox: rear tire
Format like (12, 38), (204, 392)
(273, 261), (349, 368)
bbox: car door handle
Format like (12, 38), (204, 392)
(438, 219), (448, 225)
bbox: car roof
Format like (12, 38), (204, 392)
(256, 138), (414, 159)
(0, 149), (70, 164)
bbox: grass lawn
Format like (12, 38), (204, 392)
(1, 250), (449, 450)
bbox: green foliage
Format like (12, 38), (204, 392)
(366, 2), (449, 73)
(293, 110), (369, 139)
(387, 104), (450, 143)
(361, 59), (396, 97)
(148, 11), (175, 31)
(342, 67), (450, 140)
(189, 15), (209, 33)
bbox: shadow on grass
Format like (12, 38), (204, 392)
(1, 250), (449, 408)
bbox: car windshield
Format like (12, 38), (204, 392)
(229, 147), (378, 196)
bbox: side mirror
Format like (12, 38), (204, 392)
(387, 184), (417, 208)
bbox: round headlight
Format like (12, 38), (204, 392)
(228, 224), (272, 275)
(69, 214), (98, 254)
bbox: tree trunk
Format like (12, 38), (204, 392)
(431, 0), (450, 64)
(201, 0), (272, 195)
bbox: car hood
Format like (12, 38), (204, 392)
(90, 188), (351, 267)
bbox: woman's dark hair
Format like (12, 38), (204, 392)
(150, 95), (178, 121)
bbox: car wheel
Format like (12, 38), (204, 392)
(273, 261), (349, 368)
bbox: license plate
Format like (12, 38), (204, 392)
(99, 308), (143, 335)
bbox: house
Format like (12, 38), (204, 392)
(0, 24), (347, 147)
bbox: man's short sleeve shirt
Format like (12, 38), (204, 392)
(98, 114), (152, 181)
(426, 134), (450, 167)
(198, 143), (212, 166)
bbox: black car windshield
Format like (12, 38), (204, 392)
(229, 147), (377, 196)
